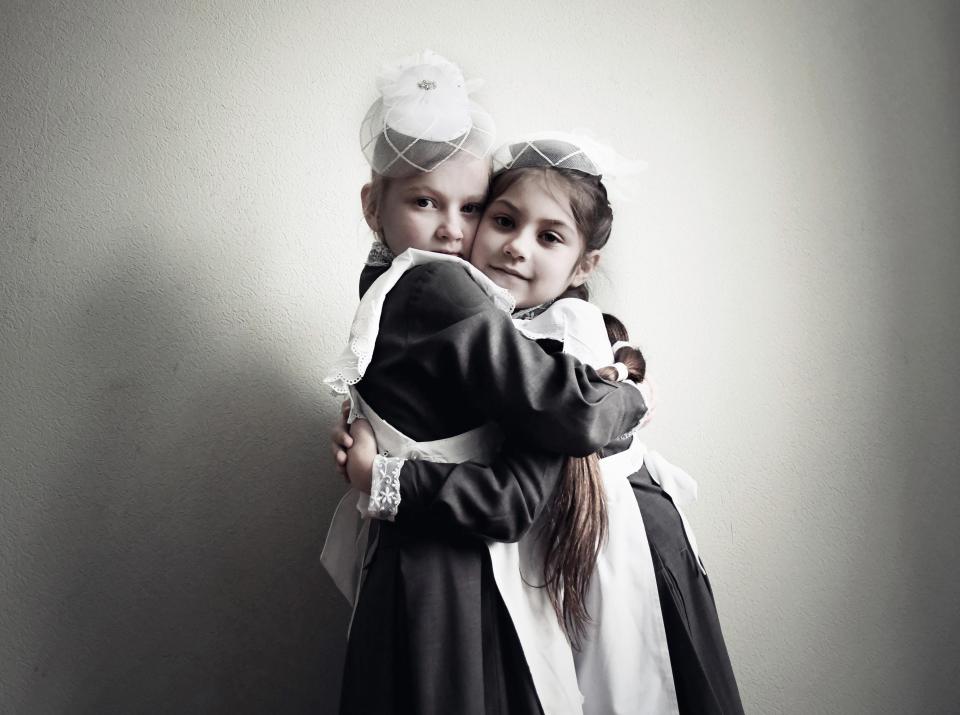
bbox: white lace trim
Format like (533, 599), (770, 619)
(323, 248), (516, 395)
(367, 454), (405, 521)
(365, 240), (395, 267)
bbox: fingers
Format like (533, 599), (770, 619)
(331, 404), (354, 448)
(351, 418), (375, 441)
(332, 427), (354, 450)
(637, 377), (657, 428)
(330, 414), (353, 478)
(330, 440), (348, 476)
(332, 400), (363, 483)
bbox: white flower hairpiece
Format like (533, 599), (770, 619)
(360, 50), (495, 177)
(376, 50), (479, 142)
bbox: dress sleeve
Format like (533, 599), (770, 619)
(395, 442), (565, 542)
(411, 263), (647, 456)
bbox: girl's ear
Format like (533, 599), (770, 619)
(569, 250), (601, 287)
(360, 183), (380, 233)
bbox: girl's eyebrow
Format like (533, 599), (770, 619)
(403, 185), (437, 195)
(543, 218), (574, 230)
(491, 198), (574, 231)
(489, 197), (519, 212)
(403, 186), (485, 203)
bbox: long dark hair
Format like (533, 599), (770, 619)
(488, 166), (646, 645)
(540, 316), (646, 647)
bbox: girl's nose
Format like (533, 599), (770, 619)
(437, 212), (465, 242)
(503, 231), (531, 261)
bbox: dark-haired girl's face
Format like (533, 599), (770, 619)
(470, 173), (598, 309)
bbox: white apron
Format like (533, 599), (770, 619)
(516, 299), (704, 715)
(318, 388), (502, 609)
(322, 249), (585, 715)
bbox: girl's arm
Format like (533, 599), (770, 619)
(347, 265), (650, 539)
(398, 449), (562, 541)
(346, 418), (562, 542)
(399, 262), (646, 454)
(339, 262), (645, 538)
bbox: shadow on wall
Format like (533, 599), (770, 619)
(22, 230), (350, 713)
(863, 4), (960, 712)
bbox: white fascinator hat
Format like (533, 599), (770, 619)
(360, 50), (496, 178)
(491, 130), (646, 202)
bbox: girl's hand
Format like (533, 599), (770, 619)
(636, 376), (657, 429)
(331, 399), (353, 478)
(345, 418), (378, 494)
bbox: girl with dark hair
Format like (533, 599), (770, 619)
(338, 136), (744, 714)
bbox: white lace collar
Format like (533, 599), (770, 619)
(364, 240), (395, 267)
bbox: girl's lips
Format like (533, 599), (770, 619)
(490, 265), (528, 281)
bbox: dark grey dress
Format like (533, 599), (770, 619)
(385, 294), (746, 715)
(627, 464), (744, 714)
(338, 262), (647, 715)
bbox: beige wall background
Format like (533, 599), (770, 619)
(2, 1), (958, 712)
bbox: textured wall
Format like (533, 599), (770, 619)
(2, 1), (958, 713)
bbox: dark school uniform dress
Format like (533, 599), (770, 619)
(338, 262), (647, 715)
(390, 333), (745, 713)
(626, 461), (744, 715)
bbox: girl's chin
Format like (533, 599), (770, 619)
(478, 270), (524, 304)
(479, 267), (509, 287)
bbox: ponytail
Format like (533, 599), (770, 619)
(542, 453), (607, 648)
(543, 311), (645, 647)
(597, 313), (645, 383)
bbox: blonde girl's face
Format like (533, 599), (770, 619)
(470, 173), (600, 309)
(361, 156), (490, 258)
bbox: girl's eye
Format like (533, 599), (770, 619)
(493, 215), (514, 229)
(541, 232), (563, 244)
(415, 197), (436, 208)
(462, 203), (483, 215)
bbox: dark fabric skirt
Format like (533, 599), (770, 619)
(339, 521), (543, 715)
(629, 465), (746, 715)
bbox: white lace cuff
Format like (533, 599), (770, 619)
(367, 454), (405, 521)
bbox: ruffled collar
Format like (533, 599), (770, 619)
(365, 241), (396, 267)
(512, 299), (557, 321)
